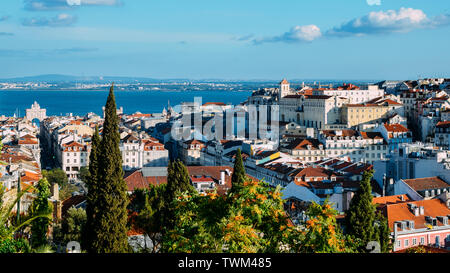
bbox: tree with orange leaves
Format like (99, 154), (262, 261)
(161, 177), (292, 253)
(292, 200), (357, 253)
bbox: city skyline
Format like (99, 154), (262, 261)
(0, 0), (449, 80)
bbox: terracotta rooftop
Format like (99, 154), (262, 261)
(384, 123), (409, 133)
(402, 177), (450, 192)
(321, 129), (359, 138)
(360, 131), (384, 140)
(373, 194), (411, 206)
(285, 138), (323, 150)
(62, 195), (86, 217)
(203, 102), (227, 106)
(382, 199), (450, 231)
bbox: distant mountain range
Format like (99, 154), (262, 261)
(0, 74), (173, 83)
(0, 74), (381, 84)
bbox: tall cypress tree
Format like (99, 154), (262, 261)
(163, 160), (195, 229)
(375, 211), (392, 253)
(84, 126), (100, 252)
(91, 84), (130, 253)
(30, 178), (52, 248)
(230, 148), (246, 193)
(345, 170), (377, 251)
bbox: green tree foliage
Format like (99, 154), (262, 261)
(58, 184), (78, 201)
(163, 160), (195, 229)
(78, 166), (90, 184)
(0, 237), (31, 253)
(345, 170), (376, 249)
(230, 148), (246, 193)
(374, 211), (392, 253)
(54, 208), (86, 248)
(90, 84), (130, 253)
(345, 170), (391, 252)
(129, 185), (166, 253)
(162, 178), (292, 253)
(84, 126), (100, 253)
(295, 200), (356, 253)
(42, 168), (68, 188)
(0, 185), (49, 253)
(30, 178), (53, 248)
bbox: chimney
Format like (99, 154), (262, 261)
(220, 170), (225, 185)
(53, 200), (62, 220)
(400, 195), (404, 201)
(419, 206), (425, 215)
(51, 183), (59, 201)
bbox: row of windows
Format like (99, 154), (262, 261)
(66, 152), (87, 157)
(66, 158), (85, 164)
(397, 235), (450, 248)
(350, 108), (382, 113)
(124, 151), (165, 156)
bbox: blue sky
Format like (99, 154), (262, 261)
(0, 0), (449, 80)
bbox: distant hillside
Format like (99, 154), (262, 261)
(0, 74), (164, 83)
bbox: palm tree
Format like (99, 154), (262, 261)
(0, 185), (52, 252)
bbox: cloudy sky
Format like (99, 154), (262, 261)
(0, 0), (449, 80)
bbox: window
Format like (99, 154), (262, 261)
(420, 237), (425, 245)
(396, 240), (401, 248)
(435, 236), (440, 246)
(404, 239), (409, 247)
(412, 238), (417, 246)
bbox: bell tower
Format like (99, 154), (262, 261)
(279, 78), (290, 99)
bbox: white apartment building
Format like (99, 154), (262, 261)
(312, 83), (385, 104)
(121, 134), (169, 171)
(318, 129), (388, 164)
(61, 141), (90, 179)
(181, 139), (205, 166)
(435, 121), (450, 149)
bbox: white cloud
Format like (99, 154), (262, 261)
(254, 25), (322, 44)
(366, 0), (381, 6)
(327, 7), (450, 37)
(24, 0), (122, 11)
(22, 13), (77, 27)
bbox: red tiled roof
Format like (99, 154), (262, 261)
(402, 177), (450, 192)
(373, 194), (411, 206)
(184, 139), (205, 146)
(336, 83), (359, 90)
(203, 102), (226, 106)
(291, 166), (337, 182)
(360, 131), (384, 140)
(321, 129), (359, 138)
(383, 199), (450, 230)
(285, 138), (323, 150)
(62, 195), (86, 217)
(384, 123), (409, 133)
(21, 171), (41, 184)
(18, 138), (38, 145)
(304, 95), (332, 100)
